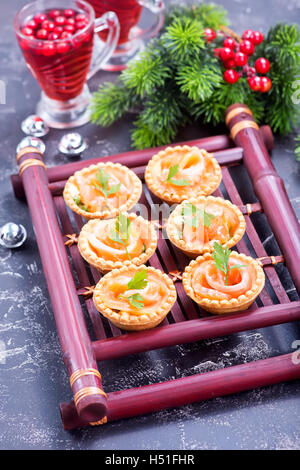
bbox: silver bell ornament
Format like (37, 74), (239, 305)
(21, 115), (49, 138)
(0, 223), (27, 249)
(58, 132), (87, 156)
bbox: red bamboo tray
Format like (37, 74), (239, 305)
(11, 104), (300, 430)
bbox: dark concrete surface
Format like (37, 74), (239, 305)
(0, 0), (299, 450)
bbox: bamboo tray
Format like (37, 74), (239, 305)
(11, 104), (300, 430)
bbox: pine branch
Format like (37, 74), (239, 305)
(165, 2), (229, 30)
(176, 60), (223, 101)
(161, 17), (206, 62)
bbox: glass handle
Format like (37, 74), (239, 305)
(136, 0), (165, 41)
(87, 11), (120, 80)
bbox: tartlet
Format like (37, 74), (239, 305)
(182, 251), (265, 314)
(63, 162), (142, 219)
(166, 196), (246, 258)
(93, 265), (177, 331)
(77, 213), (158, 273)
(145, 145), (222, 204)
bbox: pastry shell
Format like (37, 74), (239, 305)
(77, 213), (158, 273)
(145, 145), (222, 204)
(182, 252), (265, 314)
(166, 196), (246, 258)
(63, 162), (142, 220)
(93, 265), (177, 331)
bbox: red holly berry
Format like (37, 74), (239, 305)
(42, 41), (56, 56)
(255, 57), (270, 74)
(242, 29), (255, 41)
(252, 31), (264, 45)
(213, 48), (221, 58)
(234, 52), (248, 67)
(240, 39), (255, 55)
(224, 59), (236, 69)
(204, 28), (216, 42)
(260, 76), (272, 92)
(219, 47), (235, 61)
(224, 69), (239, 84)
(248, 76), (262, 91)
(223, 37), (236, 49)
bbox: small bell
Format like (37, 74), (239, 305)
(16, 136), (46, 155)
(21, 115), (49, 138)
(0, 223), (27, 249)
(58, 132), (87, 156)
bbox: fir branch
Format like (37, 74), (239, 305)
(165, 2), (229, 30)
(161, 17), (205, 62)
(295, 134), (300, 162)
(176, 61), (223, 101)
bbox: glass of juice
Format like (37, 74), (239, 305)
(87, 0), (165, 71)
(14, 0), (120, 129)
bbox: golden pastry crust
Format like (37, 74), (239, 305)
(182, 252), (265, 314)
(77, 213), (158, 273)
(63, 162), (142, 219)
(166, 196), (246, 258)
(93, 265), (177, 331)
(145, 145), (222, 204)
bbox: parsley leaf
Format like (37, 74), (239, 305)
(183, 203), (215, 228)
(212, 242), (246, 285)
(93, 168), (120, 205)
(73, 195), (89, 212)
(109, 213), (132, 260)
(119, 269), (148, 309)
(167, 164), (191, 186)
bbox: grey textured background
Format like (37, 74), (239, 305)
(0, 0), (299, 450)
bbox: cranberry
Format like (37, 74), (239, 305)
(42, 42), (56, 56)
(242, 29), (255, 41)
(203, 28), (216, 42)
(36, 29), (48, 40)
(219, 47), (235, 61)
(60, 31), (72, 39)
(248, 76), (262, 91)
(49, 9), (61, 19)
(75, 13), (87, 22)
(76, 21), (88, 30)
(64, 24), (75, 33)
(34, 13), (47, 24)
(252, 31), (264, 45)
(53, 26), (64, 34)
(64, 9), (75, 17)
(22, 27), (34, 36)
(240, 39), (255, 55)
(57, 41), (70, 54)
(255, 57), (270, 74)
(234, 52), (248, 67)
(55, 16), (67, 26)
(224, 69), (239, 84)
(41, 20), (55, 31)
(25, 19), (38, 29)
(260, 76), (272, 93)
(223, 37), (236, 49)
(66, 18), (75, 25)
(48, 32), (60, 40)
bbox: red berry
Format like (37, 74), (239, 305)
(76, 21), (87, 30)
(213, 48), (221, 58)
(240, 39), (255, 55)
(252, 31), (264, 45)
(64, 9), (75, 17)
(219, 47), (235, 61)
(41, 20), (55, 31)
(42, 41), (56, 56)
(66, 18), (75, 25)
(255, 57), (270, 74)
(75, 13), (87, 22)
(234, 52), (248, 67)
(48, 32), (60, 41)
(247, 66), (256, 77)
(248, 76), (262, 91)
(224, 59), (236, 69)
(64, 24), (75, 33)
(224, 69), (239, 84)
(223, 37), (236, 49)
(56, 41), (70, 54)
(49, 9), (61, 19)
(54, 26), (64, 34)
(25, 19), (38, 29)
(260, 76), (272, 93)
(36, 28), (48, 40)
(60, 31), (72, 39)
(204, 28), (216, 42)
(242, 29), (255, 41)
(34, 13), (47, 24)
(22, 27), (34, 36)
(55, 16), (66, 26)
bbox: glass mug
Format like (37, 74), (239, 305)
(14, 0), (120, 129)
(89, 0), (165, 71)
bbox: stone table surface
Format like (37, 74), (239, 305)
(0, 0), (300, 451)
